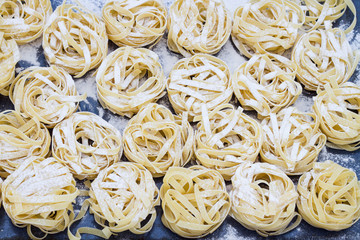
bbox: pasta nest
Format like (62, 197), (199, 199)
(292, 28), (359, 91)
(231, 0), (305, 58)
(0, 32), (19, 96)
(123, 103), (194, 177)
(230, 162), (301, 237)
(297, 160), (360, 231)
(160, 166), (230, 238)
(167, 54), (232, 121)
(43, 3), (108, 78)
(0, 0), (52, 44)
(1, 156), (79, 239)
(102, 0), (167, 48)
(0, 110), (51, 178)
(96, 46), (165, 118)
(194, 104), (263, 180)
(9, 66), (85, 128)
(88, 162), (159, 235)
(260, 107), (327, 175)
(52, 112), (123, 180)
(167, 0), (231, 57)
(232, 53), (302, 118)
(313, 82), (360, 151)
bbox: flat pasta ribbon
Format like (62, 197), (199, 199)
(52, 112), (123, 180)
(313, 82), (360, 151)
(96, 46), (165, 118)
(0, 110), (51, 177)
(194, 104), (263, 180)
(1, 156), (79, 240)
(160, 165), (230, 238)
(102, 0), (167, 48)
(297, 160), (360, 230)
(230, 162), (301, 237)
(232, 53), (302, 118)
(167, 54), (232, 121)
(167, 0), (231, 57)
(43, 2), (108, 78)
(123, 103), (194, 177)
(9, 66), (86, 128)
(292, 28), (359, 91)
(0, 0), (52, 44)
(232, 0), (305, 58)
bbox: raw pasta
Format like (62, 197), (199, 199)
(2, 156), (79, 239)
(232, 0), (305, 58)
(0, 32), (19, 96)
(167, 54), (232, 121)
(194, 104), (263, 180)
(292, 28), (359, 91)
(160, 166), (230, 238)
(9, 66), (85, 128)
(52, 112), (123, 180)
(261, 107), (327, 175)
(0, 0), (52, 44)
(43, 3), (108, 78)
(230, 162), (301, 237)
(313, 82), (360, 151)
(167, 0), (231, 57)
(232, 53), (302, 118)
(297, 160), (360, 230)
(123, 103), (194, 177)
(102, 0), (167, 48)
(0, 110), (51, 177)
(96, 46), (165, 118)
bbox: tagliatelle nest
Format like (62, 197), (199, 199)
(167, 54), (232, 122)
(43, 3), (108, 78)
(297, 160), (360, 231)
(160, 166), (230, 238)
(0, 110), (51, 178)
(167, 0), (231, 57)
(96, 46), (165, 118)
(292, 28), (359, 91)
(230, 162), (301, 237)
(0, 0), (52, 44)
(1, 156), (79, 239)
(9, 66), (85, 128)
(123, 103), (194, 177)
(52, 112), (123, 180)
(194, 104), (263, 180)
(232, 53), (302, 118)
(102, 0), (167, 48)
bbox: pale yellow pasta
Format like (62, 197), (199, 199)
(313, 82), (360, 151)
(2, 156), (79, 239)
(9, 66), (86, 128)
(297, 160), (360, 230)
(0, 110), (51, 177)
(52, 112), (123, 180)
(102, 0), (167, 48)
(0, 32), (19, 96)
(96, 46), (165, 118)
(167, 0), (231, 57)
(123, 103), (194, 177)
(292, 28), (359, 91)
(230, 162), (301, 237)
(43, 3), (108, 78)
(232, 0), (305, 58)
(194, 104), (263, 180)
(260, 107), (327, 175)
(167, 54), (232, 121)
(232, 53), (302, 118)
(0, 0), (52, 44)
(160, 166), (230, 238)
